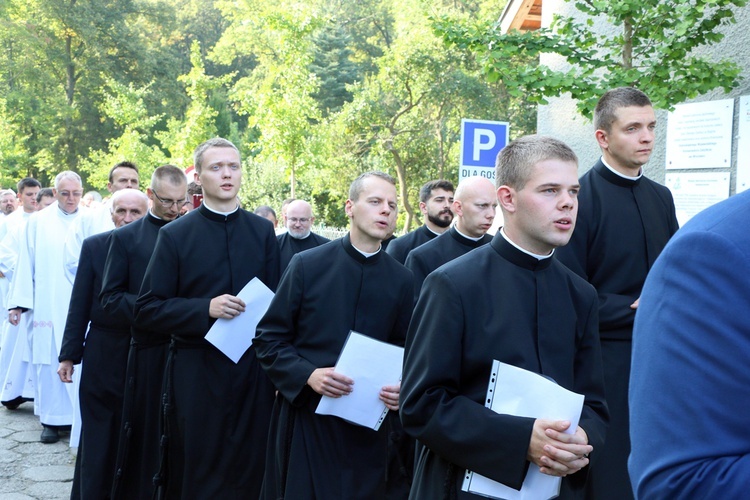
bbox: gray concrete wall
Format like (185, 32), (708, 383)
(536, 1), (750, 188)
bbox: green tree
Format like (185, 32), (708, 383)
(213, 1), (323, 199)
(0, 0), (188, 184)
(309, 24), (360, 116)
(78, 78), (168, 189)
(330, 0), (533, 231)
(156, 41), (235, 169)
(435, 0), (747, 116)
(0, 98), (33, 187)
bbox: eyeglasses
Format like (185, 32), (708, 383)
(152, 190), (189, 209)
(287, 217), (311, 224)
(58, 191), (83, 198)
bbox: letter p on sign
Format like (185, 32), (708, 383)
(473, 129), (496, 161)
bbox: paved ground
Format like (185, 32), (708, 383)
(0, 403), (74, 500)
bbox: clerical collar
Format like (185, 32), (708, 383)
(424, 224), (443, 237)
(342, 234), (382, 264)
(499, 227), (554, 260)
(454, 226), (485, 242)
(201, 200), (239, 216)
(148, 209), (164, 220)
(146, 210), (170, 227)
(288, 231), (311, 241)
(601, 157), (642, 181)
(350, 241), (381, 258)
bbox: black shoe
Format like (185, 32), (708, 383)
(1, 396), (26, 410)
(40, 426), (60, 444)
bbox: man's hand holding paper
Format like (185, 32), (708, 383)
(379, 383), (400, 411)
(528, 419), (591, 477)
(307, 367), (354, 398)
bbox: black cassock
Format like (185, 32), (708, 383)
(385, 225), (438, 264)
(134, 205), (280, 498)
(59, 230), (130, 500)
(254, 235), (414, 499)
(100, 212), (169, 500)
(401, 234), (609, 500)
(555, 160), (678, 500)
(405, 226), (491, 302)
(277, 231), (330, 272)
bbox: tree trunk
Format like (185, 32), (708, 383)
(290, 163), (296, 199)
(388, 143), (415, 233)
(623, 18), (633, 69)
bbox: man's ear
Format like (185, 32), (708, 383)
(595, 129), (609, 150)
(452, 200), (463, 217)
(344, 199), (354, 218)
(497, 186), (516, 214)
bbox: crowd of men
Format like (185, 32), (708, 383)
(0, 86), (742, 500)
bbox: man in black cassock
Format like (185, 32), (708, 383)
(134, 138), (279, 499)
(57, 189), (149, 499)
(554, 88), (678, 500)
(254, 171), (413, 499)
(401, 135), (609, 499)
(277, 199), (329, 272)
(99, 165), (187, 499)
(385, 179), (454, 264)
(405, 176), (496, 302)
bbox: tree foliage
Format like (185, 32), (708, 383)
(435, 0), (747, 117)
(3, 0), (745, 226)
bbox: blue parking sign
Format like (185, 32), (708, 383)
(459, 119), (509, 183)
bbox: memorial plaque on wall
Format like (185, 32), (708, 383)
(665, 172), (730, 227)
(666, 99), (734, 170)
(736, 96), (750, 193)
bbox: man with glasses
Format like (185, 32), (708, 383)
(63, 161), (140, 284)
(7, 171), (86, 443)
(277, 199), (330, 272)
(99, 165), (188, 499)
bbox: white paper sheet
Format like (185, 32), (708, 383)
(315, 331), (404, 431)
(204, 278), (274, 363)
(462, 360), (585, 500)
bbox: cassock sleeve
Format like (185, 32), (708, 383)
(100, 231), (135, 325)
(556, 213), (638, 331)
(630, 229), (750, 498)
(59, 239), (96, 364)
(253, 254), (318, 406)
(400, 269), (534, 490)
(134, 229), (212, 337)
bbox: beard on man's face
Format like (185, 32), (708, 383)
(289, 227), (311, 239)
(427, 209), (453, 228)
